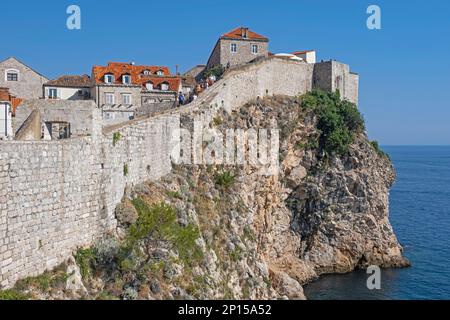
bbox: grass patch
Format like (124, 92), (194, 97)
(123, 164), (129, 176)
(229, 246), (243, 262)
(75, 248), (97, 280)
(214, 171), (235, 189)
(166, 190), (182, 199)
(0, 289), (30, 300)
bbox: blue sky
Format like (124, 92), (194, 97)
(1, 0), (449, 145)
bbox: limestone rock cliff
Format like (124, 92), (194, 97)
(1, 94), (409, 300)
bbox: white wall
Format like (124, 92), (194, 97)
(44, 86), (90, 100)
(295, 51), (316, 64)
(0, 102), (12, 139)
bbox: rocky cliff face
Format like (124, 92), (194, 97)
(1, 95), (409, 300)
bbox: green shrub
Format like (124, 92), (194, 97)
(0, 289), (30, 300)
(75, 248), (97, 279)
(166, 190), (182, 199)
(214, 171), (235, 189)
(123, 164), (129, 176)
(301, 90), (365, 156)
(113, 132), (121, 146)
(370, 140), (389, 158)
(212, 116), (223, 126)
(204, 64), (225, 79)
(12, 263), (68, 293)
(123, 199), (203, 267)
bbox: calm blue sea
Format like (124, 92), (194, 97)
(304, 146), (450, 300)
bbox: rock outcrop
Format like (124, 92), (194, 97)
(2, 95), (408, 300)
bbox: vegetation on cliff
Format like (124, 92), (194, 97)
(302, 90), (365, 156)
(0, 94), (406, 300)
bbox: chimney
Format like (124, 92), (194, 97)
(130, 61), (135, 66)
(241, 27), (249, 38)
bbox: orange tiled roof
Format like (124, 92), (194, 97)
(292, 50), (314, 55)
(221, 27), (268, 41)
(45, 75), (93, 87)
(92, 62), (171, 85)
(11, 98), (23, 116)
(138, 76), (181, 92)
(0, 87), (23, 116)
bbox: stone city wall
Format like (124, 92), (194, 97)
(0, 57), (358, 288)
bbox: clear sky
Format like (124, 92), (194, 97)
(1, 0), (449, 145)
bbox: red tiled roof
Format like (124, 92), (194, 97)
(139, 76), (181, 92)
(221, 27), (268, 41)
(0, 87), (23, 116)
(11, 98), (23, 116)
(92, 62), (171, 85)
(292, 50), (314, 55)
(45, 75), (92, 87)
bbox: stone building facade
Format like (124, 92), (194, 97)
(207, 27), (269, 69)
(0, 57), (48, 100)
(91, 62), (181, 123)
(313, 60), (359, 105)
(43, 75), (92, 100)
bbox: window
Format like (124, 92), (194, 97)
(104, 74), (115, 84)
(156, 70), (164, 76)
(122, 74), (131, 85)
(230, 43), (237, 53)
(143, 70), (150, 75)
(122, 93), (131, 105)
(145, 82), (153, 91)
(48, 88), (58, 99)
(46, 121), (70, 140)
(144, 98), (157, 104)
(251, 44), (258, 54)
(160, 83), (169, 91)
(6, 72), (18, 81)
(105, 93), (115, 104)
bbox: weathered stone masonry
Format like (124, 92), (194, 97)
(0, 57), (358, 288)
(0, 112), (178, 288)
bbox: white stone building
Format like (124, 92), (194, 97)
(43, 75), (92, 100)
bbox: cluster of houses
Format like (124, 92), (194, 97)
(0, 27), (318, 141)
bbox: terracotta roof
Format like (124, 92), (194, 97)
(44, 75), (93, 88)
(139, 76), (181, 92)
(221, 27), (268, 41)
(0, 87), (23, 116)
(292, 50), (315, 55)
(92, 62), (171, 85)
(11, 98), (23, 116)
